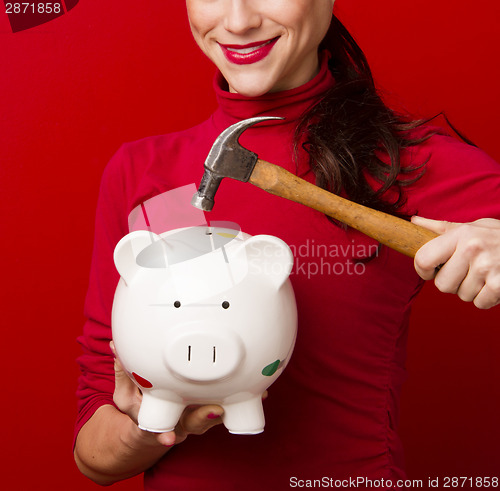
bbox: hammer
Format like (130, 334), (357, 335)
(192, 117), (438, 258)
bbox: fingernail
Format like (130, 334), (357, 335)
(207, 412), (220, 420)
(163, 442), (175, 447)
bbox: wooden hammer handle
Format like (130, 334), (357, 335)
(250, 159), (438, 258)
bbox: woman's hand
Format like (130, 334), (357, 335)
(412, 216), (500, 309)
(110, 341), (224, 448)
(74, 346), (226, 486)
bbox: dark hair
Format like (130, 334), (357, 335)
(295, 15), (434, 218)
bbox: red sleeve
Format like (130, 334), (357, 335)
(404, 133), (500, 221)
(74, 145), (131, 445)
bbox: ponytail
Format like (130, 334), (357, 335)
(295, 15), (433, 218)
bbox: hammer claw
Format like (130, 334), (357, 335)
(191, 117), (284, 211)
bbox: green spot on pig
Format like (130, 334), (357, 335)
(261, 360), (281, 377)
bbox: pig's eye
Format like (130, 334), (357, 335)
(222, 301), (230, 309)
(174, 301), (181, 308)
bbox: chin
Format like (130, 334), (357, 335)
(232, 86), (272, 97)
(226, 75), (277, 98)
(222, 67), (282, 97)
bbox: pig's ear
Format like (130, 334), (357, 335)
(113, 231), (163, 285)
(241, 235), (294, 289)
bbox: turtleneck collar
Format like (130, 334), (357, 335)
(211, 51), (334, 131)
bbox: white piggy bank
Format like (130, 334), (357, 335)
(112, 225), (297, 435)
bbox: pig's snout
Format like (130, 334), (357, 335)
(164, 328), (244, 382)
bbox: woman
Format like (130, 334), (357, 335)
(74, 1), (500, 488)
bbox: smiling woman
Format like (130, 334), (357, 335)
(219, 37), (280, 66)
(186, 0), (334, 95)
(72, 0), (500, 489)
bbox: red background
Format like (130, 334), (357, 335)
(0, 0), (498, 489)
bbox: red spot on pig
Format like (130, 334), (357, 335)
(132, 372), (153, 389)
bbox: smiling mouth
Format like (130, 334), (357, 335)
(218, 36), (280, 65)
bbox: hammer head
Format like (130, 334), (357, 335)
(191, 116), (283, 211)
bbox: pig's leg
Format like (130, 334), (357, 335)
(137, 392), (185, 433)
(222, 394), (265, 435)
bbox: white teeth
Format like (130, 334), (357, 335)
(226, 39), (273, 54)
(227, 46), (260, 54)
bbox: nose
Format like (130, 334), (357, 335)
(164, 328), (244, 382)
(224, 0), (262, 34)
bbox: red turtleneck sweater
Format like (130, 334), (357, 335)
(76, 56), (500, 490)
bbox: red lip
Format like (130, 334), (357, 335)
(219, 37), (279, 65)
